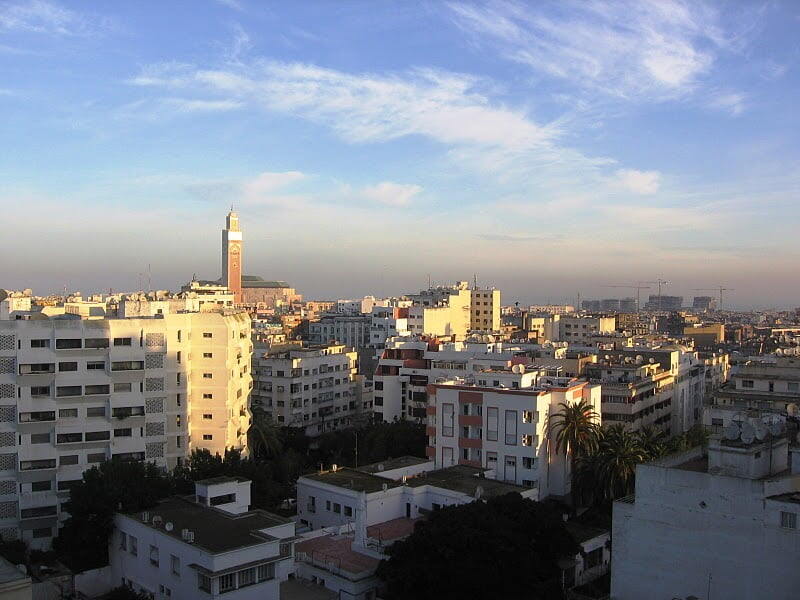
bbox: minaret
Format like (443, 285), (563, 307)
(222, 208), (243, 303)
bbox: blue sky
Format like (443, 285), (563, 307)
(1, 0), (799, 307)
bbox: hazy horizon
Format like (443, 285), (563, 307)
(2, 1), (799, 309)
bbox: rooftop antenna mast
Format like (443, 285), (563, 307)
(640, 279), (669, 311)
(147, 264), (152, 292)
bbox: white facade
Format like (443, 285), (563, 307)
(110, 479), (295, 600)
(0, 291), (32, 321)
(427, 377), (601, 499)
(0, 311), (252, 549)
(251, 344), (365, 435)
(308, 316), (371, 349)
(555, 316), (616, 342)
(613, 437), (800, 600)
(336, 296), (389, 316)
(368, 307), (410, 354)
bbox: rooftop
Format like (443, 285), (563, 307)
(195, 476), (250, 486)
(242, 276), (291, 289)
(367, 517), (419, 542)
(125, 496), (290, 554)
(565, 522), (609, 545)
(405, 464), (529, 498)
(302, 468), (402, 494)
(280, 579), (338, 600)
(356, 456), (431, 474)
(295, 534), (380, 577)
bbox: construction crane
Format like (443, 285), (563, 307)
(692, 287), (734, 311)
(602, 285), (651, 313)
(639, 279), (669, 311)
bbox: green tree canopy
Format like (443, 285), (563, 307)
(377, 493), (578, 600)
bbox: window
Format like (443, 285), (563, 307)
(31, 339), (50, 348)
(119, 531), (128, 550)
(87, 452), (106, 463)
(522, 435), (534, 447)
(31, 480), (52, 492)
(85, 431), (110, 441)
(203, 352), (213, 358)
(257, 563), (275, 582)
(87, 361), (105, 370)
(130, 535), (138, 556)
(85, 385), (110, 395)
(344, 505), (353, 517)
(113, 337), (132, 346)
(32, 527), (52, 539)
(111, 361), (144, 371)
(31, 386), (50, 397)
(20, 411), (55, 423)
(198, 574), (211, 592)
(523, 457), (535, 469)
(239, 567), (256, 587)
(149, 545), (159, 567)
(219, 573), (235, 593)
(203, 414), (213, 420)
(203, 373), (213, 379)
(56, 386), (82, 397)
(742, 380), (754, 388)
(442, 403), (455, 437)
(789, 382), (799, 392)
(203, 393), (213, 399)
(58, 361), (77, 372)
(114, 382), (132, 393)
(170, 554), (180, 577)
(522, 411), (535, 424)
(203, 332), (213, 339)
(203, 434), (213, 441)
(20, 459), (56, 471)
(84, 338), (109, 349)
(326, 500), (331, 511)
(333, 503), (341, 514)
(114, 428), (132, 437)
(711, 418), (723, 427)
(781, 511), (797, 529)
(86, 407), (107, 418)
(31, 433), (50, 444)
(59, 408), (78, 418)
(56, 339), (81, 349)
(59, 455), (79, 466)
(505, 410), (518, 445)
(487, 407), (499, 441)
(57, 433), (83, 444)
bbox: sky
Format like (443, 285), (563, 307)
(1, 0), (799, 308)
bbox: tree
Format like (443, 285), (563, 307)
(593, 425), (648, 501)
(377, 493), (578, 600)
(248, 408), (284, 459)
(53, 459), (174, 571)
(636, 426), (667, 460)
(547, 399), (600, 504)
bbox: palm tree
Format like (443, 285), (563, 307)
(595, 424), (648, 501)
(547, 399), (600, 504)
(636, 426), (667, 460)
(248, 408), (284, 459)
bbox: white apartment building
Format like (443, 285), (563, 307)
(705, 356), (800, 431)
(0, 291), (32, 321)
(554, 315), (616, 342)
(308, 315), (371, 350)
(427, 374), (602, 499)
(368, 306), (410, 354)
(251, 344), (366, 436)
(613, 429), (800, 600)
(0, 310), (252, 549)
(336, 296), (389, 316)
(109, 478), (295, 600)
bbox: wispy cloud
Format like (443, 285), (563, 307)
(215, 0), (245, 12)
(614, 169), (661, 195)
(707, 91), (746, 116)
(0, 0), (105, 36)
(360, 182), (422, 207)
(447, 0), (733, 101)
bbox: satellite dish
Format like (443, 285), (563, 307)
(740, 422), (755, 444)
(770, 420), (785, 436)
(724, 422), (740, 440)
(755, 422), (769, 441)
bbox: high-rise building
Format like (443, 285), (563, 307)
(222, 209), (243, 303)
(0, 310), (252, 549)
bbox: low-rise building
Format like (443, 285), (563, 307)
(612, 426), (800, 600)
(554, 315), (616, 342)
(308, 315), (371, 349)
(110, 478), (295, 600)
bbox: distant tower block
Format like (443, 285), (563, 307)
(222, 209), (243, 303)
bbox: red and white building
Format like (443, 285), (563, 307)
(426, 371), (601, 500)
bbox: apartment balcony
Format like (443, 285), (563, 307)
(459, 437), (482, 449)
(19, 491), (58, 511)
(111, 436), (143, 454)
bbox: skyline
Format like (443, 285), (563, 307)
(2, 0), (800, 307)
